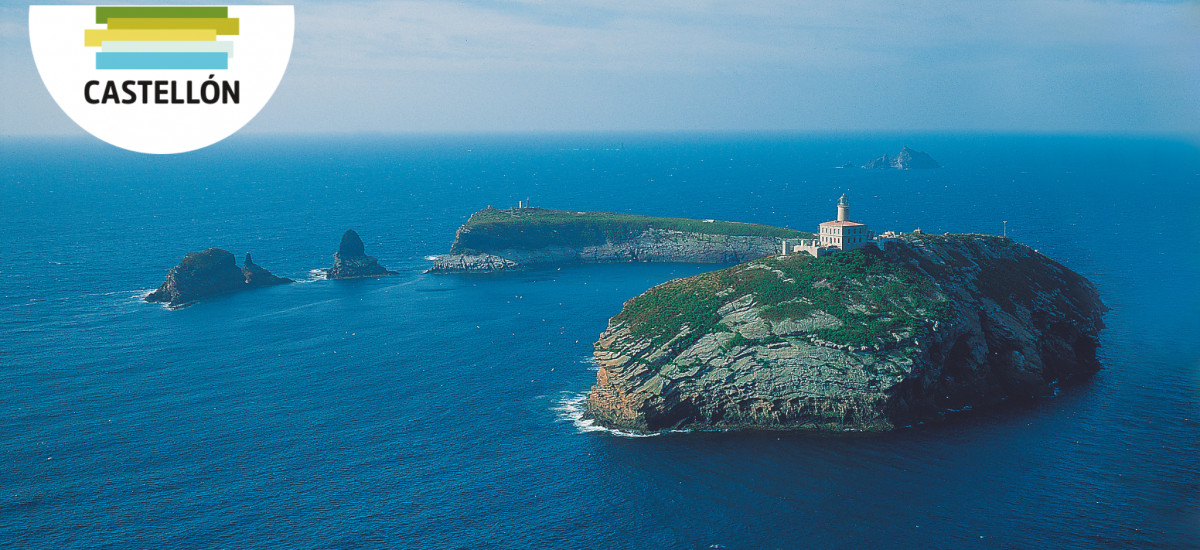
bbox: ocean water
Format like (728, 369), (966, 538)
(1, 134), (1197, 549)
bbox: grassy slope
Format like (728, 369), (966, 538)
(452, 207), (813, 253)
(612, 247), (953, 354)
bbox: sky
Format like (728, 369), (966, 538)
(1, 0), (1198, 136)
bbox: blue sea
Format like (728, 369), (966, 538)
(2, 134), (1198, 549)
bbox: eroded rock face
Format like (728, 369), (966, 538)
(146, 248), (291, 307)
(337, 230), (366, 257)
(426, 253), (519, 273)
(427, 229), (784, 274)
(584, 235), (1105, 433)
(425, 207), (808, 274)
(243, 253), (293, 288)
(324, 230), (398, 279)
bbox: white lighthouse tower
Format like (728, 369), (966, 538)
(788, 194), (877, 258)
(818, 194), (870, 251)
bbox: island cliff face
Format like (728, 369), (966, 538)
(585, 234), (1105, 432)
(324, 230), (398, 279)
(428, 207), (810, 273)
(146, 248), (292, 307)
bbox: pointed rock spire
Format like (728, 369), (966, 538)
(243, 253), (293, 287)
(337, 229), (366, 257)
(325, 229), (398, 279)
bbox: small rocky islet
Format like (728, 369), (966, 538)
(322, 229), (398, 279)
(858, 146), (941, 170)
(145, 249), (292, 308)
(146, 229), (396, 308)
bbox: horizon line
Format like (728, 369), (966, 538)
(6, 129), (1200, 139)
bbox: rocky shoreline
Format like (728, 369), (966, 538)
(584, 234), (1106, 433)
(323, 229), (398, 279)
(426, 207), (808, 273)
(428, 229), (788, 273)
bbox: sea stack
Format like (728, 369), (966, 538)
(146, 248), (292, 308)
(243, 253), (294, 288)
(324, 230), (398, 279)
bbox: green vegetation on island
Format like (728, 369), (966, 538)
(586, 234), (1107, 432)
(451, 207), (812, 254)
(613, 247), (952, 354)
(903, 233), (1095, 315)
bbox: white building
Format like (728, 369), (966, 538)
(786, 194), (877, 258)
(818, 195), (872, 251)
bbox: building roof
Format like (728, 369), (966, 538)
(819, 220), (866, 227)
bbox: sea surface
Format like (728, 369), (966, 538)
(1, 134), (1197, 549)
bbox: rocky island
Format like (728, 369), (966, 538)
(146, 249), (292, 308)
(324, 230), (398, 279)
(585, 234), (1105, 433)
(427, 207), (811, 273)
(862, 146), (941, 170)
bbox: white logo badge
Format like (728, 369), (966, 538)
(30, 5), (294, 154)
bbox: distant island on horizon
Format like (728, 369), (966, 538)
(840, 146), (941, 170)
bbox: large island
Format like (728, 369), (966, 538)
(585, 234), (1106, 433)
(427, 207), (811, 273)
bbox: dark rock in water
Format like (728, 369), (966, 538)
(146, 248), (292, 307)
(243, 253), (293, 288)
(337, 229), (366, 257)
(862, 146), (940, 170)
(324, 229), (398, 279)
(146, 248), (243, 306)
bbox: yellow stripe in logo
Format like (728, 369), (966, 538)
(105, 18), (240, 35)
(84, 29), (218, 47)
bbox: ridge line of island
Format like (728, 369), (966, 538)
(146, 193), (1104, 435)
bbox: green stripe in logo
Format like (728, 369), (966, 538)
(95, 6), (229, 24)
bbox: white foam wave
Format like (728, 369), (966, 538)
(424, 255), (441, 261)
(295, 269), (327, 284)
(125, 288), (158, 305)
(553, 392), (660, 438)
